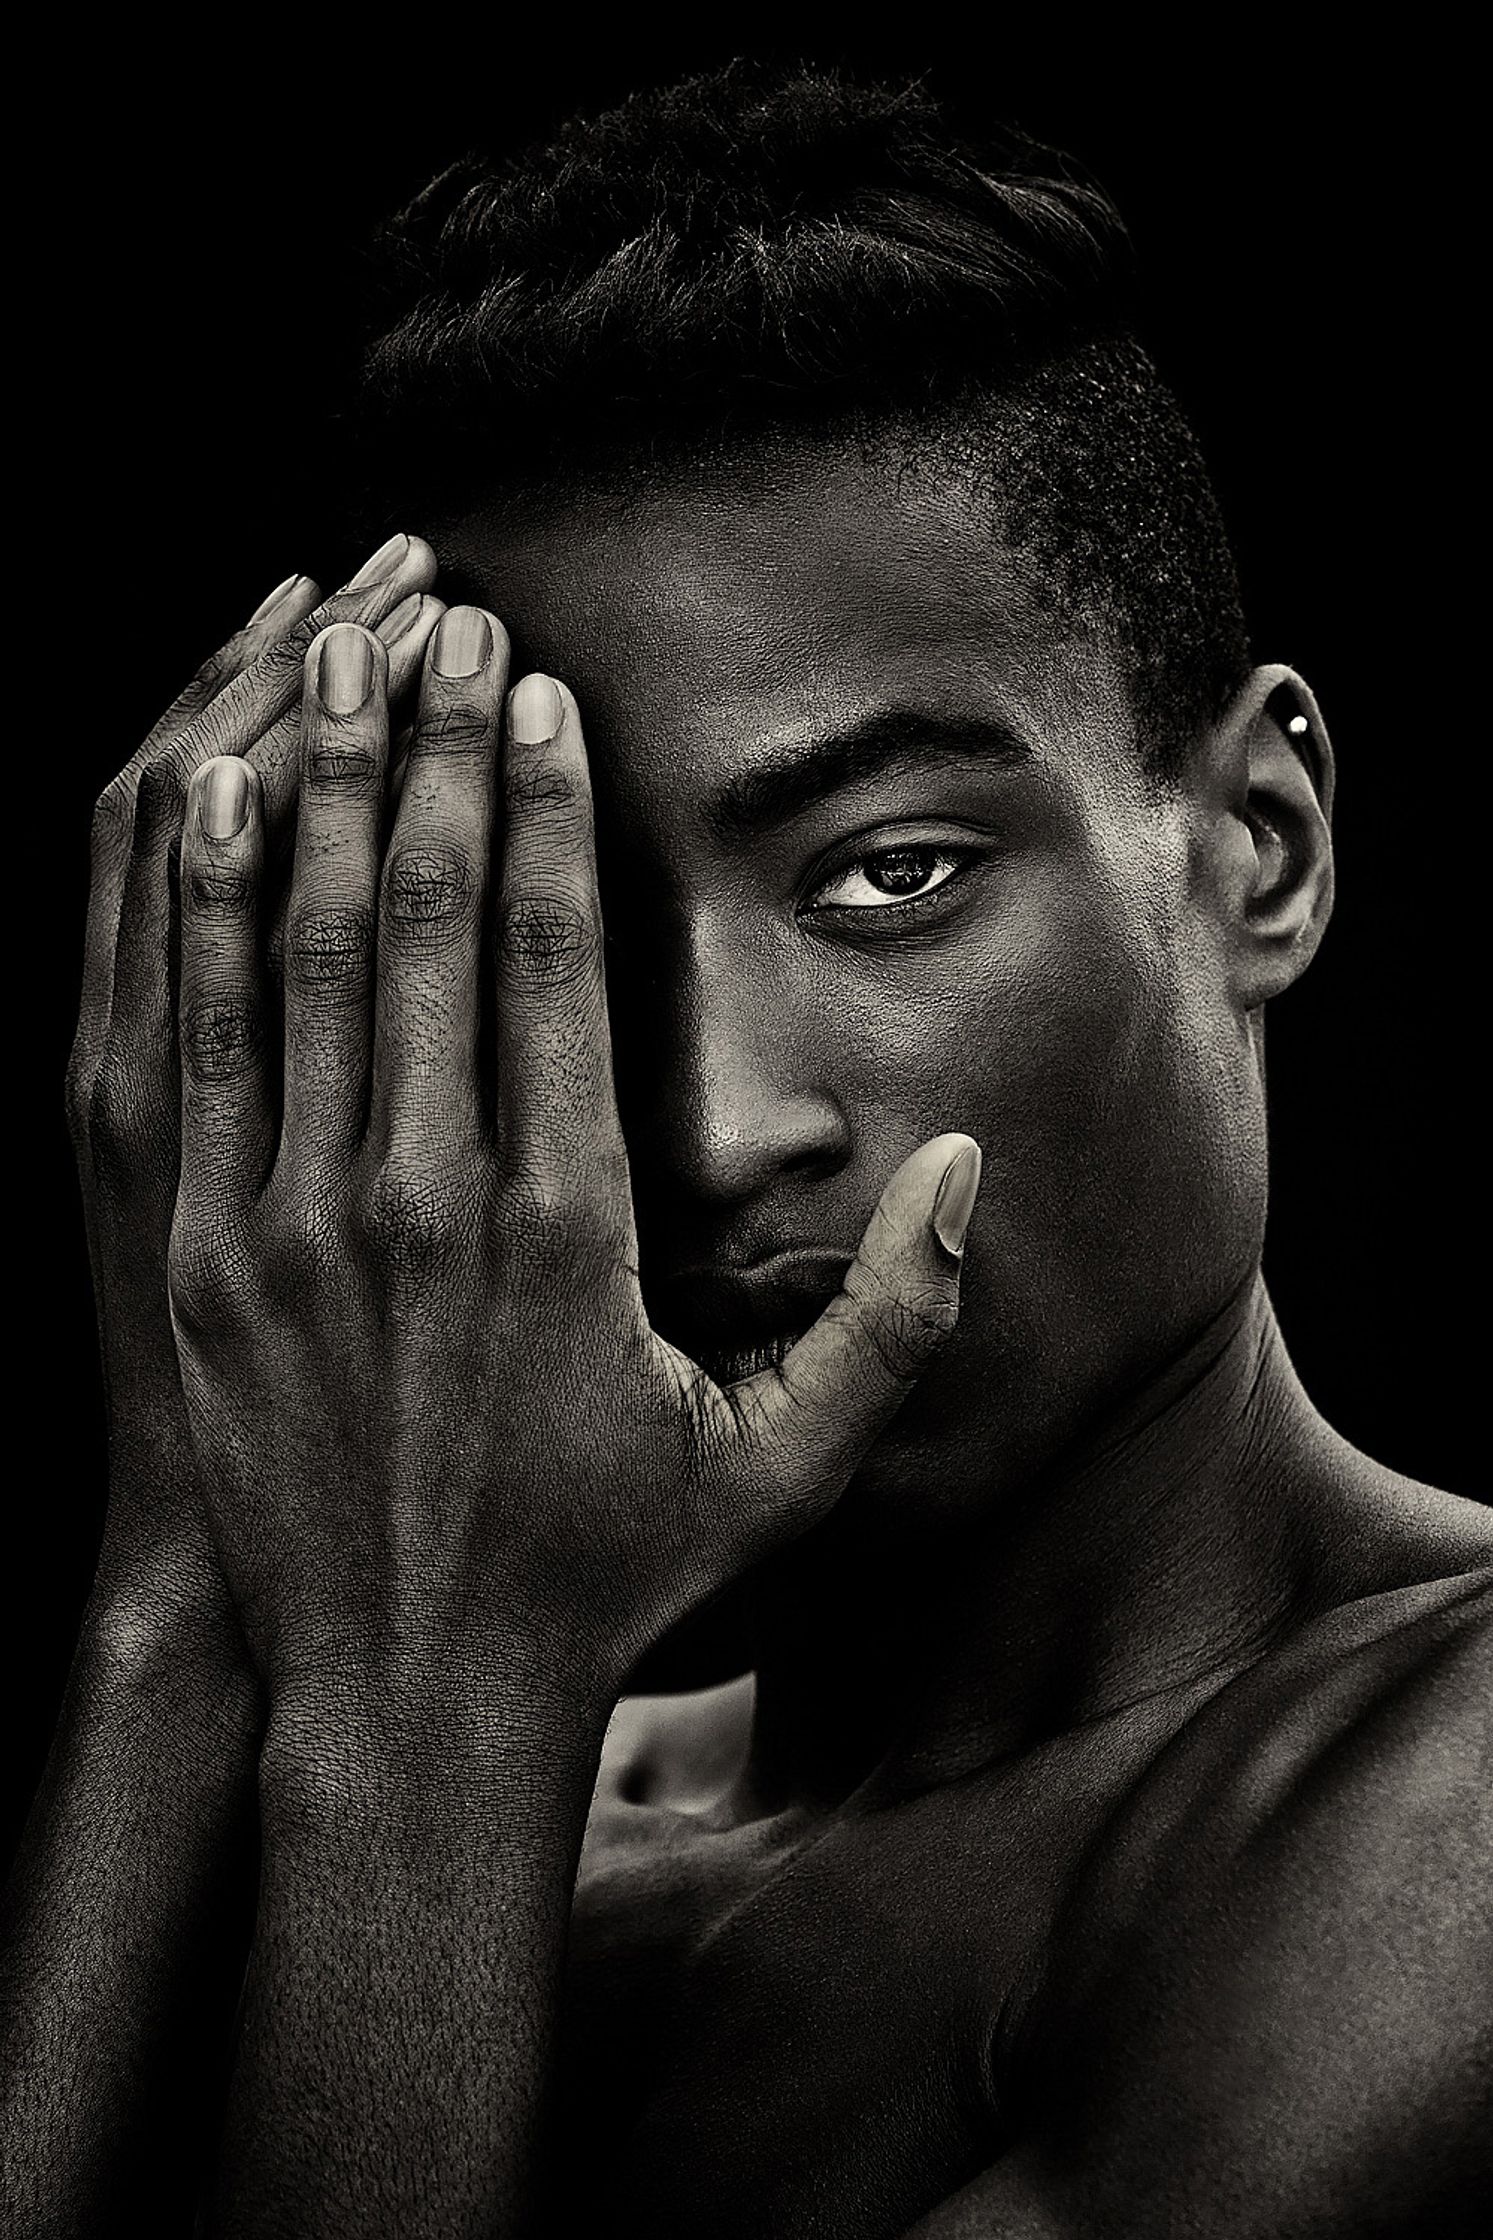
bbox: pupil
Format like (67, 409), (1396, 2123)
(872, 848), (933, 895)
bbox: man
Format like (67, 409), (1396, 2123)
(4, 60), (1489, 2240)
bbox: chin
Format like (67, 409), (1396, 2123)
(826, 1303), (1131, 1536)
(836, 1368), (1014, 1535)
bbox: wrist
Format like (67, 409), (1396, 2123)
(260, 1636), (616, 1848)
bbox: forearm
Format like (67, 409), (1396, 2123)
(204, 1655), (614, 2240)
(2, 1533), (263, 2237)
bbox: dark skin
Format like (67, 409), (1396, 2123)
(5, 447), (1490, 2238)
(2, 537), (446, 2233)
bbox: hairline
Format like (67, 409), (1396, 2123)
(422, 372), (1204, 790)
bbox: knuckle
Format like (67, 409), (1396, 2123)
(860, 1276), (959, 1381)
(167, 1221), (245, 1335)
(382, 846), (475, 939)
(275, 1186), (348, 1282)
(85, 1050), (155, 1180)
(85, 1060), (130, 1171)
(306, 739), (380, 785)
(245, 713), (297, 784)
(284, 904), (374, 991)
(135, 752), (181, 810)
(897, 1279), (961, 1347)
(191, 639), (240, 694)
(255, 622), (321, 682)
(411, 703), (496, 760)
(183, 858), (257, 917)
(181, 996), (264, 1085)
(361, 1162), (460, 1275)
(495, 892), (598, 989)
(505, 1168), (570, 1235)
(503, 757), (585, 823)
(837, 1250), (960, 1381)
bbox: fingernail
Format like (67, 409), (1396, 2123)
(432, 606), (493, 680)
(200, 757), (250, 841)
(248, 571), (310, 625)
(318, 626), (374, 714)
(932, 1142), (982, 1259)
(379, 592), (428, 644)
(345, 532), (409, 590)
(509, 672), (562, 744)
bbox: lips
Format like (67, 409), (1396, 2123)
(642, 1249), (851, 1388)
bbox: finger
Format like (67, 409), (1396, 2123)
(370, 607), (509, 1158)
(177, 756), (272, 1205)
(107, 543), (437, 1061)
(150, 534), (438, 825)
(727, 1134), (980, 1505)
(94, 570), (321, 918)
(246, 580), (443, 839)
(144, 571), (323, 766)
(492, 676), (629, 1217)
(261, 602), (445, 990)
(279, 624), (390, 1173)
(70, 570), (321, 1138)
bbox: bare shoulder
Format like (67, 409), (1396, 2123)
(1002, 1558), (1493, 2237)
(1172, 1548), (1491, 1840)
(1062, 1552), (1493, 1985)
(1199, 1550), (1493, 1863)
(1208, 1554), (1492, 1946)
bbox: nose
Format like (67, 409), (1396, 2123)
(615, 920), (851, 1212)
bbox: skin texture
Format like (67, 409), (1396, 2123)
(2, 537), (447, 2235)
(6, 447), (1491, 2237)
(443, 452), (1284, 1521)
(165, 594), (976, 2235)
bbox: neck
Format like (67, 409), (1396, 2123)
(740, 1274), (1375, 1812)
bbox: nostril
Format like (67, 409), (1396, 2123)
(642, 1083), (851, 1209)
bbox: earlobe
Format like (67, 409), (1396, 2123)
(1207, 664), (1336, 1009)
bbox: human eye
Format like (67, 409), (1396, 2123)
(802, 839), (979, 917)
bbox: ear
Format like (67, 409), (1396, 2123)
(1189, 662), (1335, 1009)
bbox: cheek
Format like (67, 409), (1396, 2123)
(994, 889), (1255, 1292)
(827, 869), (1262, 1417)
(821, 870), (1186, 1187)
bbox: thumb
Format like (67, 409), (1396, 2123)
(728, 1132), (981, 1509)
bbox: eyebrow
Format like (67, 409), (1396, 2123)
(707, 709), (1035, 844)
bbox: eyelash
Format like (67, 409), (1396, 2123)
(801, 840), (984, 921)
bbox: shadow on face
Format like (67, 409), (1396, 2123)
(435, 441), (1270, 1520)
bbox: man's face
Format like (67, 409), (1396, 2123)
(439, 444), (1265, 1528)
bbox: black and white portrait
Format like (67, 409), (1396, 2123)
(6, 23), (1487, 2239)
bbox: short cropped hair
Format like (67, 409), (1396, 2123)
(350, 62), (1252, 776)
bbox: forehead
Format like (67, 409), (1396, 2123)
(435, 444), (1133, 796)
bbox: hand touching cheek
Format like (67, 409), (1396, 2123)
(168, 609), (982, 1707)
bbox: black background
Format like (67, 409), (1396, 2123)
(11, 17), (1485, 1831)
